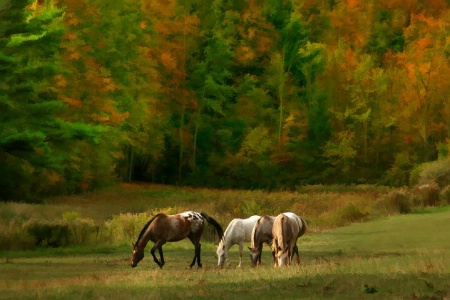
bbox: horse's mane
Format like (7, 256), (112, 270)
(250, 217), (261, 247)
(135, 214), (161, 244)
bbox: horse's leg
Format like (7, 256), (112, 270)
(158, 246), (165, 267)
(238, 242), (243, 267)
(196, 243), (202, 268)
(293, 244), (300, 265)
(188, 233), (202, 268)
(150, 241), (165, 268)
(258, 242), (264, 266)
(272, 238), (279, 267)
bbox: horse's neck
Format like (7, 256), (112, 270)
(221, 233), (234, 250)
(137, 230), (152, 249)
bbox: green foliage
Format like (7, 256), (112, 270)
(104, 212), (150, 243)
(0, 0), (106, 200)
(323, 202), (368, 227)
(4, 0), (450, 195)
(324, 131), (357, 180)
(383, 152), (416, 187)
(23, 219), (70, 248)
(62, 211), (97, 245)
(410, 158), (450, 188)
(440, 185), (450, 204)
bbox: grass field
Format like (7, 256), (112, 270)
(1, 205), (449, 299)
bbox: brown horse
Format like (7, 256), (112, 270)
(272, 212), (307, 267)
(130, 211), (223, 269)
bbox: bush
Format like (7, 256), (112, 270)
(62, 211), (97, 244)
(23, 220), (70, 247)
(440, 185), (450, 204)
(0, 219), (35, 250)
(377, 190), (412, 214)
(104, 212), (150, 243)
(415, 183), (440, 207)
(410, 158), (450, 187)
(383, 152), (415, 186)
(334, 203), (367, 226)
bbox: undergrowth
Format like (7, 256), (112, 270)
(0, 183), (447, 250)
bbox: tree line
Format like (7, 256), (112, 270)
(1, 0), (450, 200)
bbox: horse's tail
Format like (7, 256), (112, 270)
(280, 214), (287, 250)
(200, 212), (224, 241)
(298, 217), (307, 238)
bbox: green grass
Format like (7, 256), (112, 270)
(1, 206), (449, 299)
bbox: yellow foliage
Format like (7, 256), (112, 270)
(22, 161), (35, 174)
(45, 170), (62, 186)
(69, 51), (80, 60)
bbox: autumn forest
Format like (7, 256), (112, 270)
(2, 0), (450, 200)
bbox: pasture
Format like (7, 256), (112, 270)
(1, 204), (449, 299)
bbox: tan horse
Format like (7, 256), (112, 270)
(131, 211), (223, 269)
(272, 212), (307, 267)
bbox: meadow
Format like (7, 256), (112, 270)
(0, 184), (449, 299)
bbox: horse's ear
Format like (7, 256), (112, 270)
(248, 247), (253, 251)
(132, 242), (135, 247)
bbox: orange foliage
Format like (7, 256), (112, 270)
(62, 96), (83, 109)
(160, 52), (178, 70)
(417, 38), (433, 49)
(347, 0), (360, 9)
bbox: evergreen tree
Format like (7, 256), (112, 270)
(0, 1), (102, 200)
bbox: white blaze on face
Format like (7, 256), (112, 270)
(277, 250), (288, 267)
(216, 240), (227, 266)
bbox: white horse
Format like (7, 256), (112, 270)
(216, 215), (260, 268)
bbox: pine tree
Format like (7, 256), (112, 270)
(0, 1), (103, 200)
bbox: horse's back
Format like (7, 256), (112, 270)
(225, 215), (260, 243)
(283, 212), (306, 237)
(253, 215), (275, 244)
(243, 215), (261, 241)
(148, 212), (204, 242)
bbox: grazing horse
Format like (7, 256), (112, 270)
(216, 215), (260, 268)
(248, 215), (276, 267)
(131, 211), (223, 269)
(272, 212), (307, 267)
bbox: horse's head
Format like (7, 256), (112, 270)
(216, 239), (228, 268)
(275, 246), (289, 267)
(130, 243), (144, 268)
(248, 247), (261, 267)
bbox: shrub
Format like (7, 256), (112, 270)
(0, 219), (35, 250)
(377, 190), (412, 214)
(334, 203), (367, 226)
(383, 152), (415, 186)
(104, 212), (150, 244)
(62, 211), (97, 244)
(23, 219), (70, 247)
(410, 158), (450, 187)
(415, 183), (440, 207)
(440, 185), (450, 204)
